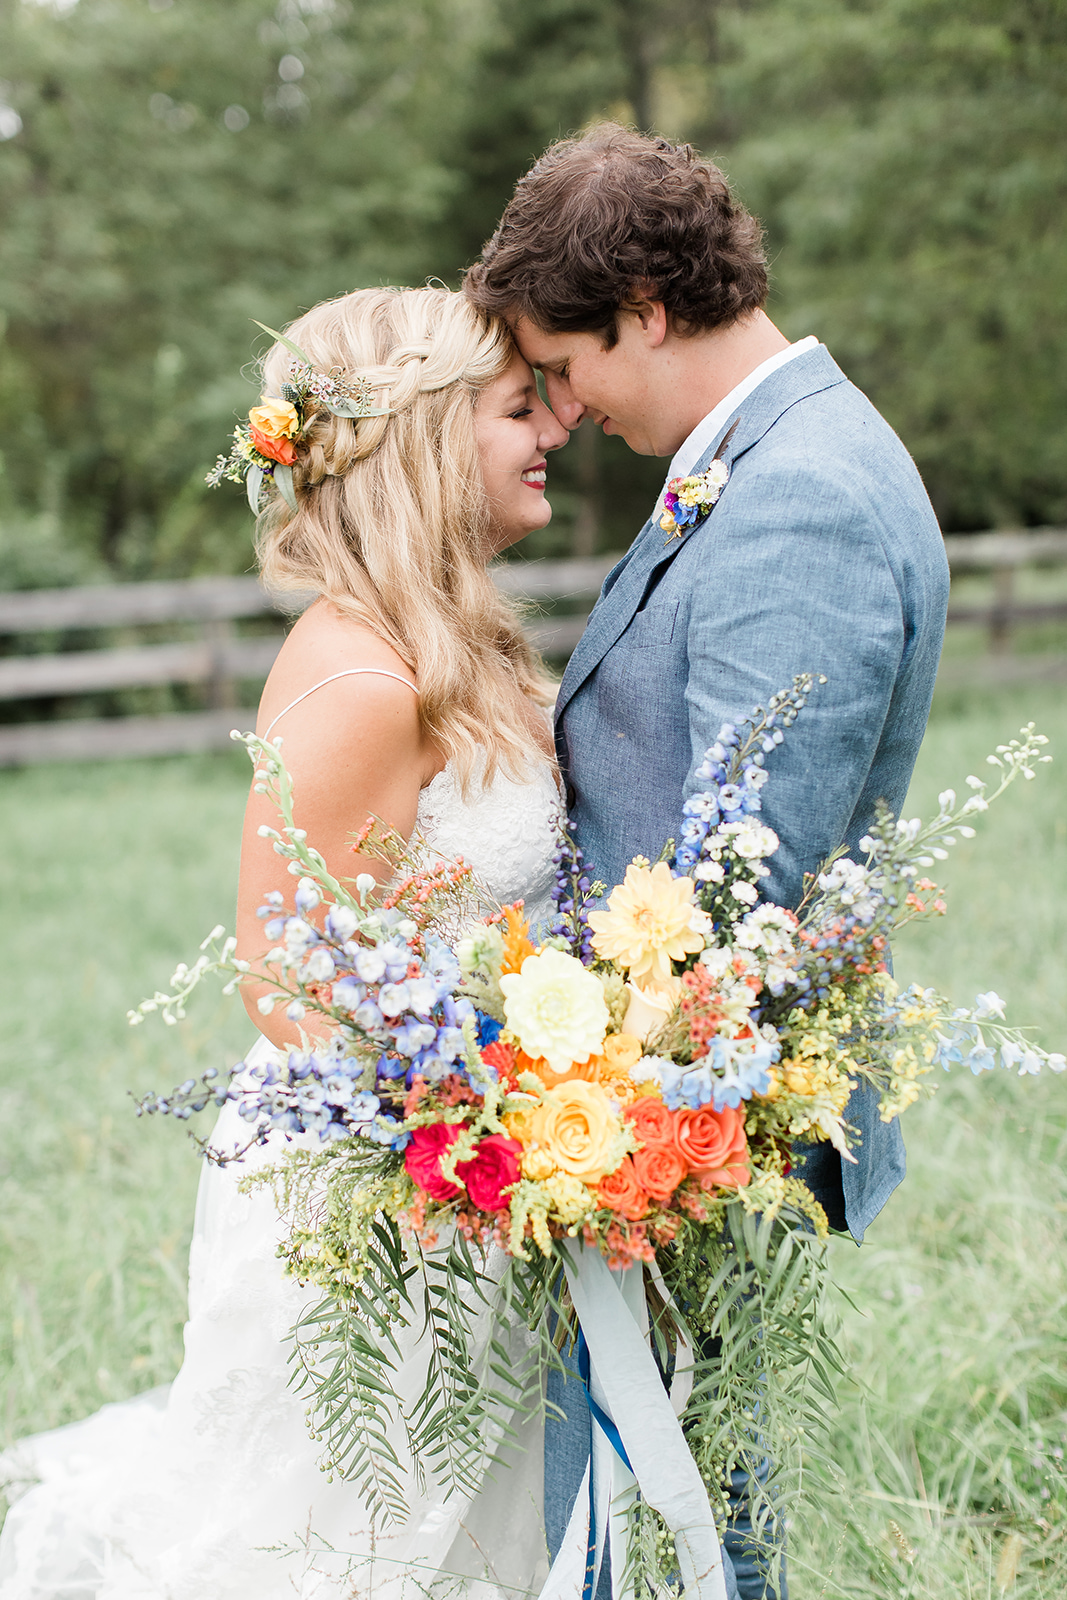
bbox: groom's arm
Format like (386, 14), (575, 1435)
(681, 462), (905, 910)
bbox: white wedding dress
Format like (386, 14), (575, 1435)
(0, 754), (562, 1600)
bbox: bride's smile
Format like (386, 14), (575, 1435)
(474, 348), (568, 552)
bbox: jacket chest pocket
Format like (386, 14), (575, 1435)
(624, 599), (680, 650)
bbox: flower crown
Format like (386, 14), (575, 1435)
(206, 321), (390, 514)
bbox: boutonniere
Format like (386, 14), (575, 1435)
(660, 417), (739, 544)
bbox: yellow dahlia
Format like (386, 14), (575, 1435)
(589, 862), (706, 985)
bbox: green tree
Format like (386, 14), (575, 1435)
(678, 0), (1067, 530)
(0, 0), (480, 579)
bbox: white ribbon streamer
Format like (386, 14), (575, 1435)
(537, 1242), (729, 1600)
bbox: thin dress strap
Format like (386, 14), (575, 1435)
(262, 668), (418, 741)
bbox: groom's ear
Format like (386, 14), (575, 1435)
(621, 293), (669, 349)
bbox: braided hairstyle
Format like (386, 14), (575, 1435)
(256, 286), (553, 792)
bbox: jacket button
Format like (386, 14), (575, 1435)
(566, 783), (577, 809)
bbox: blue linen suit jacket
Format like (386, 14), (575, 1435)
(555, 346), (949, 1241)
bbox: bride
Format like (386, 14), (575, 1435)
(0, 287), (569, 1598)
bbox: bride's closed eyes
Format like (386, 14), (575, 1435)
(474, 348), (569, 554)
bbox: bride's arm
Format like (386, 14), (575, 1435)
(235, 606), (439, 1051)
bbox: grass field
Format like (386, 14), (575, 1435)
(1, 684), (1065, 1595)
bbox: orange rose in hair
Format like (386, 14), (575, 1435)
(249, 424), (298, 466)
(597, 1156), (649, 1221)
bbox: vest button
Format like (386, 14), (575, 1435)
(565, 783), (577, 809)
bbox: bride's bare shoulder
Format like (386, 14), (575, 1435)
(257, 598), (418, 733)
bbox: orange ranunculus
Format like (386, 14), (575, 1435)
(249, 424), (298, 466)
(519, 1043), (605, 1090)
(597, 1156), (649, 1221)
(672, 1105), (751, 1190)
(515, 1047), (598, 1090)
(631, 1142), (687, 1204)
(623, 1096), (674, 1149)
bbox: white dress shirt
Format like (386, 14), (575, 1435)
(661, 334), (821, 494)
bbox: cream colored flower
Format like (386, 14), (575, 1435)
(589, 862), (706, 985)
(500, 947), (608, 1073)
(621, 977), (683, 1044)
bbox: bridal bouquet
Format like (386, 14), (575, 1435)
(132, 677), (1059, 1588)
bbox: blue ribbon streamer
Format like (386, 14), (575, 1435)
(578, 1326), (634, 1472)
(578, 1325), (634, 1600)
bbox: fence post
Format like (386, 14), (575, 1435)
(203, 616), (238, 709)
(989, 567), (1015, 653)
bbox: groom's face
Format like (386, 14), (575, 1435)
(512, 315), (675, 458)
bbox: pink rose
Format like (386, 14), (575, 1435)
(456, 1135), (522, 1212)
(405, 1124), (463, 1201)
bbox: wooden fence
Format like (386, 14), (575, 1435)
(1, 531), (1065, 766)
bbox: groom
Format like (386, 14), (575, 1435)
(466, 124), (949, 1598)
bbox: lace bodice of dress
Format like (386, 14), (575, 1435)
(415, 753), (561, 930)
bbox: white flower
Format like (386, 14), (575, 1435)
(325, 904), (358, 941)
(973, 991), (1006, 1021)
(695, 860), (725, 883)
(406, 977), (440, 1017)
(301, 947), (336, 983)
(456, 925), (505, 975)
(354, 947), (387, 984)
(731, 880), (759, 905)
(1048, 1054), (1066, 1073)
(731, 823), (780, 860)
(699, 946), (734, 981)
(764, 959), (795, 995)
(499, 947), (609, 1072)
(630, 1055), (670, 1085)
(283, 917), (315, 955)
(733, 918), (764, 951)
(378, 982), (410, 1018)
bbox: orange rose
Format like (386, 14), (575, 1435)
(632, 1142), (687, 1203)
(624, 1097), (674, 1148)
(249, 424), (298, 466)
(597, 1156), (649, 1221)
(674, 1105), (750, 1190)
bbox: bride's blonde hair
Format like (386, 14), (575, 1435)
(256, 286), (554, 790)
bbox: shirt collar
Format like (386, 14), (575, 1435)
(662, 335), (821, 490)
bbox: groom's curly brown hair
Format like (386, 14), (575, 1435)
(464, 124), (768, 347)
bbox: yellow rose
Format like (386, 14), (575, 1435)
(599, 1032), (643, 1071)
(530, 1079), (619, 1183)
(248, 398), (299, 441)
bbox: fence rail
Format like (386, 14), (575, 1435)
(1, 531), (1064, 767)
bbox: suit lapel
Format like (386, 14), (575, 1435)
(553, 346), (848, 728)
